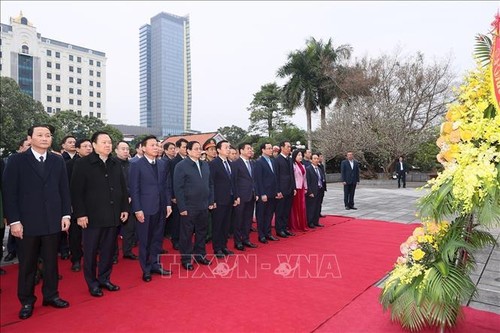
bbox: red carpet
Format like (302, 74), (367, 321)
(1, 216), (498, 332)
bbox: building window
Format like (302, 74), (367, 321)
(47, 107), (52, 113)
(47, 84), (52, 90)
(77, 110), (81, 115)
(77, 67), (81, 74)
(77, 56), (81, 63)
(55, 63), (60, 70)
(69, 77), (74, 83)
(69, 99), (74, 105)
(97, 92), (101, 98)
(89, 80), (94, 86)
(97, 71), (101, 78)
(69, 88), (74, 94)
(77, 89), (82, 95)
(47, 50), (52, 56)
(96, 82), (101, 88)
(56, 108), (61, 112)
(89, 101), (94, 107)
(47, 61), (52, 68)
(47, 96), (52, 102)
(89, 112), (94, 117)
(89, 70), (93, 76)
(89, 91), (93, 97)
(56, 86), (60, 92)
(97, 112), (101, 118)
(56, 97), (61, 103)
(69, 65), (74, 72)
(55, 74), (60, 81)
(21, 45), (29, 54)
(77, 100), (82, 106)
(47, 73), (52, 79)
(55, 51), (60, 58)
(89, 59), (93, 65)
(77, 78), (81, 84)
(97, 61), (101, 67)
(97, 102), (101, 108)
(69, 54), (73, 61)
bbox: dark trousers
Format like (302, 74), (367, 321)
(121, 214), (137, 256)
(69, 216), (83, 264)
(59, 231), (69, 255)
(212, 204), (232, 252)
(275, 193), (293, 233)
(170, 203), (180, 246)
(7, 232), (18, 254)
(234, 200), (254, 244)
(397, 172), (406, 188)
(318, 188), (325, 215)
(136, 212), (165, 274)
(179, 209), (208, 264)
(17, 233), (60, 305)
(306, 192), (322, 226)
(256, 197), (276, 238)
(343, 183), (357, 208)
(82, 226), (117, 289)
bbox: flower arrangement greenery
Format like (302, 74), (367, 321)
(380, 15), (500, 332)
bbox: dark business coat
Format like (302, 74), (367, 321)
(318, 163), (327, 191)
(70, 152), (129, 228)
(254, 156), (277, 198)
(129, 157), (172, 216)
(395, 161), (409, 174)
(173, 157), (213, 212)
(340, 159), (360, 184)
(306, 165), (323, 197)
(209, 157), (233, 206)
(232, 158), (255, 203)
(275, 154), (295, 196)
(305, 165), (324, 226)
(3, 148), (71, 236)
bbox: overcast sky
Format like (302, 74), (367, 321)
(1, 1), (498, 132)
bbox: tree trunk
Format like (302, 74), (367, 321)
(321, 105), (326, 129)
(306, 108), (312, 149)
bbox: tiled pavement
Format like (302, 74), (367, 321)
(320, 181), (500, 315)
(1, 181), (499, 314)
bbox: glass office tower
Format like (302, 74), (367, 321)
(140, 12), (191, 136)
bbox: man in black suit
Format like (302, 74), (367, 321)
(59, 135), (77, 259)
(317, 153), (327, 217)
(71, 132), (129, 297)
(254, 142), (280, 244)
(340, 151), (360, 210)
(395, 156), (409, 188)
(274, 141), (296, 238)
(306, 153), (325, 228)
(169, 138), (188, 251)
(209, 140), (236, 258)
(129, 136), (173, 282)
(232, 143), (258, 251)
(173, 141), (214, 270)
(3, 124), (71, 319)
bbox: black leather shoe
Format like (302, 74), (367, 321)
(222, 248), (234, 256)
(19, 304), (34, 319)
(308, 224), (316, 229)
(320, 214), (325, 218)
(100, 281), (120, 291)
(160, 249), (168, 254)
(259, 237), (268, 244)
(243, 241), (257, 248)
(266, 235), (279, 241)
(205, 237), (212, 244)
(214, 250), (225, 258)
(345, 206), (351, 210)
(71, 261), (81, 272)
(151, 268), (172, 276)
(89, 287), (104, 297)
(112, 257), (118, 264)
(61, 253), (70, 260)
(182, 262), (194, 271)
(42, 297), (70, 308)
(172, 243), (180, 250)
(315, 223), (325, 227)
(285, 230), (295, 236)
(250, 226), (257, 232)
(4, 252), (16, 262)
(235, 243), (245, 251)
(350, 207), (357, 210)
(0, 268), (6, 275)
(123, 253), (138, 260)
(194, 256), (211, 265)
(142, 273), (152, 282)
(276, 231), (288, 238)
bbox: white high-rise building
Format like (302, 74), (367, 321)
(0, 12), (107, 120)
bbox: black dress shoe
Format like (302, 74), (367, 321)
(250, 226), (257, 232)
(345, 206), (351, 210)
(350, 207), (358, 210)
(222, 248), (234, 256)
(142, 273), (152, 282)
(151, 268), (172, 276)
(205, 237), (212, 244)
(284, 230), (295, 236)
(320, 214), (325, 218)
(100, 281), (120, 291)
(4, 252), (16, 262)
(243, 241), (258, 248)
(19, 304), (34, 319)
(42, 297), (70, 308)
(160, 249), (168, 254)
(71, 261), (81, 272)
(308, 224), (316, 229)
(276, 231), (288, 238)
(214, 250), (225, 258)
(61, 253), (70, 260)
(194, 256), (211, 265)
(266, 235), (279, 241)
(182, 262), (194, 271)
(0, 268), (6, 275)
(315, 223), (325, 227)
(112, 257), (118, 264)
(259, 237), (268, 244)
(235, 243), (245, 251)
(172, 243), (180, 250)
(89, 287), (104, 297)
(123, 253), (138, 260)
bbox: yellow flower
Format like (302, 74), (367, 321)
(449, 130), (461, 143)
(412, 248), (425, 261)
(460, 129), (473, 141)
(441, 122), (454, 135)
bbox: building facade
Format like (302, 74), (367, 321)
(140, 12), (191, 136)
(0, 13), (107, 120)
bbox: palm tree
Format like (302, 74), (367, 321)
(277, 45), (319, 149)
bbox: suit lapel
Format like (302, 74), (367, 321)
(26, 149), (45, 179)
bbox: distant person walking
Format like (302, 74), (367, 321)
(395, 156), (409, 188)
(340, 151), (360, 210)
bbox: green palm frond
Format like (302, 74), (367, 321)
(474, 33), (492, 67)
(418, 179), (456, 221)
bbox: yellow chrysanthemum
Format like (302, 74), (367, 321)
(412, 249), (426, 261)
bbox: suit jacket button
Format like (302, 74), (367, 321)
(110, 201), (114, 205)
